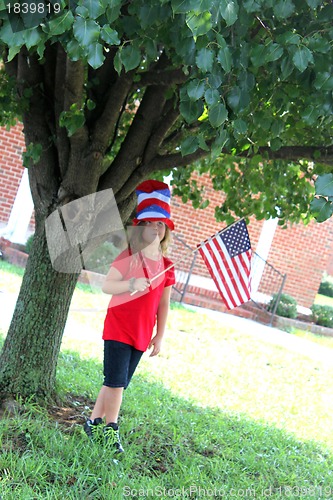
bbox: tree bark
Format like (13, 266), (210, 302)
(0, 218), (79, 401)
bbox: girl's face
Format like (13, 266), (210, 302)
(140, 221), (166, 245)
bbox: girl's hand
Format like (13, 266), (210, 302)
(148, 335), (162, 357)
(133, 277), (150, 292)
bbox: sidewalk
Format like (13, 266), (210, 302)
(1, 290), (333, 367)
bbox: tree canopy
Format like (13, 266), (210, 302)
(0, 0), (332, 226)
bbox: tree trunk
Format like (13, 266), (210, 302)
(0, 218), (79, 401)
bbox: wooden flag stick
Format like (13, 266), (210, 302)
(130, 218), (243, 295)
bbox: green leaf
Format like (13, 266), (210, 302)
(301, 105), (320, 125)
(227, 86), (249, 111)
(197, 133), (210, 151)
(81, 0), (106, 19)
(243, 0), (261, 13)
(208, 103), (228, 128)
(315, 173), (333, 197)
(120, 45), (141, 72)
(187, 79), (205, 100)
(7, 46), (21, 62)
(101, 25), (120, 45)
(66, 39), (83, 61)
(270, 138), (282, 151)
(233, 118), (247, 135)
(217, 46), (232, 73)
(75, 6), (89, 18)
(87, 43), (105, 69)
(273, 0), (295, 20)
(22, 143), (43, 168)
(59, 107), (85, 137)
(73, 17), (100, 47)
(181, 136), (199, 156)
(314, 72), (333, 91)
(310, 197), (333, 223)
(139, 5), (161, 29)
(265, 42), (284, 63)
(180, 97), (204, 123)
(219, 0), (239, 26)
(280, 56), (294, 79)
(45, 10), (74, 36)
(250, 44), (266, 67)
(0, 21), (25, 46)
(86, 99), (96, 111)
(186, 11), (212, 38)
(196, 48), (214, 73)
(23, 28), (42, 49)
(276, 31), (301, 46)
(113, 50), (122, 74)
(204, 89), (220, 106)
(292, 46), (313, 72)
(306, 0), (322, 7)
(171, 0), (211, 14)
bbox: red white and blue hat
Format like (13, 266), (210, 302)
(133, 180), (174, 230)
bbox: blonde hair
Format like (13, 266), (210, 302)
(129, 223), (171, 256)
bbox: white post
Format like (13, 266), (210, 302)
(0, 168), (34, 244)
(251, 218), (278, 293)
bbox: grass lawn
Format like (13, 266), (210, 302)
(1, 261), (333, 498)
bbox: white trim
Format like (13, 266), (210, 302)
(251, 218), (278, 292)
(0, 169), (34, 243)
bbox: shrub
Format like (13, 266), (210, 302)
(311, 304), (333, 328)
(268, 293), (298, 319)
(84, 241), (120, 274)
(318, 279), (333, 298)
(25, 234), (34, 254)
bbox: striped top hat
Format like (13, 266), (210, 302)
(133, 180), (174, 230)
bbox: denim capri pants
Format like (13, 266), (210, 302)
(103, 340), (143, 389)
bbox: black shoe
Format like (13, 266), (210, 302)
(103, 422), (124, 453)
(83, 418), (103, 440)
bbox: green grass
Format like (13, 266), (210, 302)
(1, 262), (333, 497)
(314, 293), (333, 308)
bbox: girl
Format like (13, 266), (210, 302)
(83, 180), (175, 452)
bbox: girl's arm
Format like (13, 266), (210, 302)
(102, 266), (149, 295)
(149, 286), (172, 356)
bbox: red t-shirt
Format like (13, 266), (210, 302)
(102, 249), (175, 351)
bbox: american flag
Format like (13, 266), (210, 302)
(198, 219), (252, 310)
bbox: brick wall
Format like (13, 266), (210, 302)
(1, 124), (333, 309)
(0, 122), (26, 225)
(170, 172), (333, 308)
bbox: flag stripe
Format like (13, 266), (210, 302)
(200, 243), (235, 308)
(210, 239), (243, 306)
(197, 219), (252, 310)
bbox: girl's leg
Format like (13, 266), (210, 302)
(90, 385), (124, 423)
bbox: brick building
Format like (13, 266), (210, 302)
(1, 123), (333, 312)
(169, 172), (333, 310)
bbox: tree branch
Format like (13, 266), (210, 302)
(17, 50), (59, 213)
(138, 68), (187, 87)
(144, 147), (212, 175)
(53, 43), (70, 177)
(98, 84), (169, 193)
(245, 145), (333, 166)
(64, 57), (88, 145)
(143, 99), (179, 163)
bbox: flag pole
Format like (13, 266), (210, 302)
(130, 218), (244, 295)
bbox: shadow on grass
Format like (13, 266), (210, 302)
(1, 346), (333, 498)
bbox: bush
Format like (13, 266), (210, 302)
(311, 304), (333, 328)
(318, 279), (333, 298)
(25, 233), (34, 254)
(268, 293), (298, 319)
(84, 241), (120, 274)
